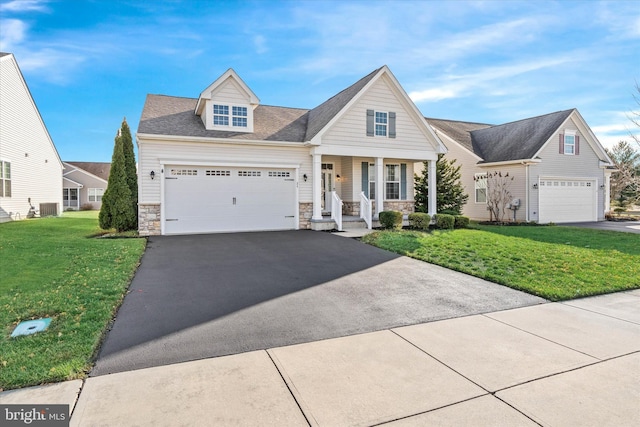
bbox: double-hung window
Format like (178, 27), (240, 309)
(0, 160), (11, 197)
(375, 112), (388, 136)
(213, 105), (229, 126)
(385, 164), (400, 199)
(232, 106), (247, 127)
(474, 173), (487, 203)
(213, 104), (249, 128)
(564, 134), (575, 155)
(89, 188), (104, 202)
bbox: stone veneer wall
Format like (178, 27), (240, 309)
(299, 202), (313, 229)
(139, 203), (161, 236)
(343, 201), (359, 216)
(383, 201), (415, 215)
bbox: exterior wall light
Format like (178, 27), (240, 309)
(532, 183), (538, 189)
(303, 174), (307, 182)
(150, 170), (155, 180)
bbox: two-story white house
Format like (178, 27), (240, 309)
(0, 52), (63, 222)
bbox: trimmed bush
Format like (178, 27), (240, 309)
(454, 215), (470, 229)
(379, 210), (403, 230)
(439, 209), (460, 216)
(433, 213), (454, 229)
(408, 212), (431, 230)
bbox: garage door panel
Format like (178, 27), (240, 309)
(539, 178), (596, 223)
(164, 166), (296, 234)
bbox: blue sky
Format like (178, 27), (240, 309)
(1, 0), (638, 162)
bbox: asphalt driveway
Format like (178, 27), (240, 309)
(92, 231), (545, 376)
(561, 220), (640, 234)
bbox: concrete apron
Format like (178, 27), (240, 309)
(1, 290), (638, 427)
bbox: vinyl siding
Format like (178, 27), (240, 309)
(63, 169), (107, 210)
(323, 76), (436, 156)
(479, 164), (527, 222)
(440, 141), (487, 220)
(341, 157), (354, 201)
(138, 139), (312, 203)
(0, 55), (63, 221)
(210, 78), (250, 104)
(531, 117), (607, 220)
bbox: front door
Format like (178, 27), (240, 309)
(321, 163), (334, 213)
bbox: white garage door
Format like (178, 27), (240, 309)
(164, 166), (297, 234)
(538, 178), (597, 223)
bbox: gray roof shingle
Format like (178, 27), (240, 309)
(138, 95), (309, 142)
(138, 67), (382, 143)
(428, 109), (575, 163)
(65, 161), (111, 181)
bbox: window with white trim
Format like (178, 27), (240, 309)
(474, 173), (487, 203)
(213, 104), (229, 126)
(564, 134), (575, 155)
(0, 160), (10, 197)
(88, 188), (104, 202)
(63, 188), (78, 203)
(385, 164), (400, 200)
(213, 104), (248, 128)
(375, 112), (388, 136)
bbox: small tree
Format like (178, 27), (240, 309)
(99, 130), (136, 232)
(475, 171), (514, 223)
(606, 140), (640, 208)
(415, 154), (468, 214)
(629, 82), (640, 150)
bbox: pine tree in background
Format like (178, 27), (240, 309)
(414, 154), (469, 214)
(119, 118), (138, 227)
(99, 130), (136, 232)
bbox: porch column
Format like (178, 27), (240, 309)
(428, 159), (437, 216)
(312, 153), (322, 220)
(375, 157), (384, 216)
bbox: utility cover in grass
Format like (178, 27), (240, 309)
(11, 318), (52, 337)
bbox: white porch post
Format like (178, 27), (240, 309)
(375, 157), (384, 216)
(428, 159), (437, 216)
(312, 153), (322, 220)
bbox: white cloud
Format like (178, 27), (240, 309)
(409, 87), (459, 102)
(0, 18), (27, 51)
(0, 0), (49, 13)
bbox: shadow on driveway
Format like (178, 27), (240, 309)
(92, 230), (545, 375)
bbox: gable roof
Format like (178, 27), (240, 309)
(195, 68), (260, 115)
(63, 161), (111, 182)
(304, 67), (382, 141)
(428, 109), (575, 163)
(138, 65), (445, 154)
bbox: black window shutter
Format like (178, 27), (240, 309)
(366, 110), (374, 137)
(361, 162), (369, 197)
(389, 112), (396, 138)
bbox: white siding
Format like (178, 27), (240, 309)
(531, 116), (607, 221)
(0, 55), (63, 221)
(323, 76), (436, 155)
(210, 78), (250, 104)
(440, 141), (488, 219)
(480, 164), (527, 222)
(138, 139), (312, 203)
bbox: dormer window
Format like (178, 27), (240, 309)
(232, 106), (247, 127)
(213, 105), (229, 125)
(212, 104), (248, 128)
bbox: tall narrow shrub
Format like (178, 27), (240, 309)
(120, 118), (138, 226)
(415, 154), (468, 214)
(99, 130), (136, 232)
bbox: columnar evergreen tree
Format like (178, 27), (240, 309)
(119, 118), (138, 227)
(99, 129), (136, 232)
(414, 154), (468, 214)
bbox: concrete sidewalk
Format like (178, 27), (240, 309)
(2, 290), (639, 426)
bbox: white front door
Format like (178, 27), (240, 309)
(321, 163), (334, 213)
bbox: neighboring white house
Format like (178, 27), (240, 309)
(0, 52), (63, 222)
(136, 66), (446, 235)
(428, 109), (615, 223)
(62, 161), (110, 211)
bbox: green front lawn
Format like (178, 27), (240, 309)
(0, 211), (146, 390)
(362, 225), (640, 301)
